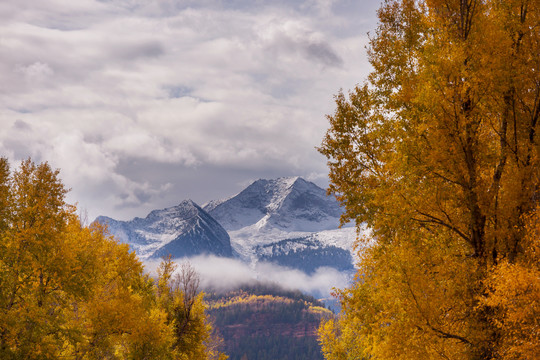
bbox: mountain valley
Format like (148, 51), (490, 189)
(94, 176), (361, 359)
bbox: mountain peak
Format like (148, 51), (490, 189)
(252, 176), (300, 187)
(145, 199), (199, 221)
(96, 176), (355, 276)
(95, 199), (232, 259)
(203, 176), (342, 232)
(176, 199), (200, 210)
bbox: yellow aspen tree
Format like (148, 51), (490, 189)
(157, 258), (228, 360)
(319, 0), (540, 359)
(0, 159), (72, 359)
(0, 158), (10, 232)
(482, 211), (540, 360)
(0, 158), (217, 359)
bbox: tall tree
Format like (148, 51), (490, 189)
(318, 0), (540, 359)
(157, 257), (227, 360)
(0, 158), (225, 359)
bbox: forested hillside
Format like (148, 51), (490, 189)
(0, 158), (226, 360)
(207, 283), (332, 360)
(318, 0), (540, 359)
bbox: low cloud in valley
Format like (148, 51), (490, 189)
(145, 255), (352, 299)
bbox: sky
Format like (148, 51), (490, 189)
(0, 0), (380, 221)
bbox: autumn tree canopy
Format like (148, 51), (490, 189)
(318, 0), (540, 359)
(0, 157), (226, 360)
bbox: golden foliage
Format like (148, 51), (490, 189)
(157, 256), (227, 360)
(0, 158), (226, 360)
(482, 212), (540, 360)
(318, 0), (540, 358)
(209, 294), (296, 310)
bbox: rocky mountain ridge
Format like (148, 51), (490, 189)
(95, 177), (358, 273)
(203, 177), (344, 232)
(203, 177), (356, 270)
(96, 199), (232, 260)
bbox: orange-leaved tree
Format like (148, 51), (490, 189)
(318, 0), (540, 359)
(482, 211), (540, 359)
(0, 157), (226, 360)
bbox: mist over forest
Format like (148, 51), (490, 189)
(2, 0), (540, 359)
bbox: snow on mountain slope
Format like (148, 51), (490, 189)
(203, 177), (344, 232)
(203, 177), (359, 269)
(96, 177), (364, 275)
(95, 200), (232, 260)
(254, 227), (360, 273)
(228, 225), (361, 266)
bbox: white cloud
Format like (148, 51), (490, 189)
(144, 255), (352, 298)
(16, 62), (54, 82)
(0, 0), (378, 220)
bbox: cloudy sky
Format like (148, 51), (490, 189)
(0, 0), (380, 221)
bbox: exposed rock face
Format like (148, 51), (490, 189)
(95, 200), (232, 260)
(255, 236), (355, 274)
(204, 177), (343, 232)
(96, 177), (361, 274)
(203, 177), (358, 272)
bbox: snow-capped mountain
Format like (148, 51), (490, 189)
(95, 177), (361, 274)
(95, 200), (232, 260)
(203, 177), (343, 232)
(255, 235), (355, 274)
(203, 177), (358, 271)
